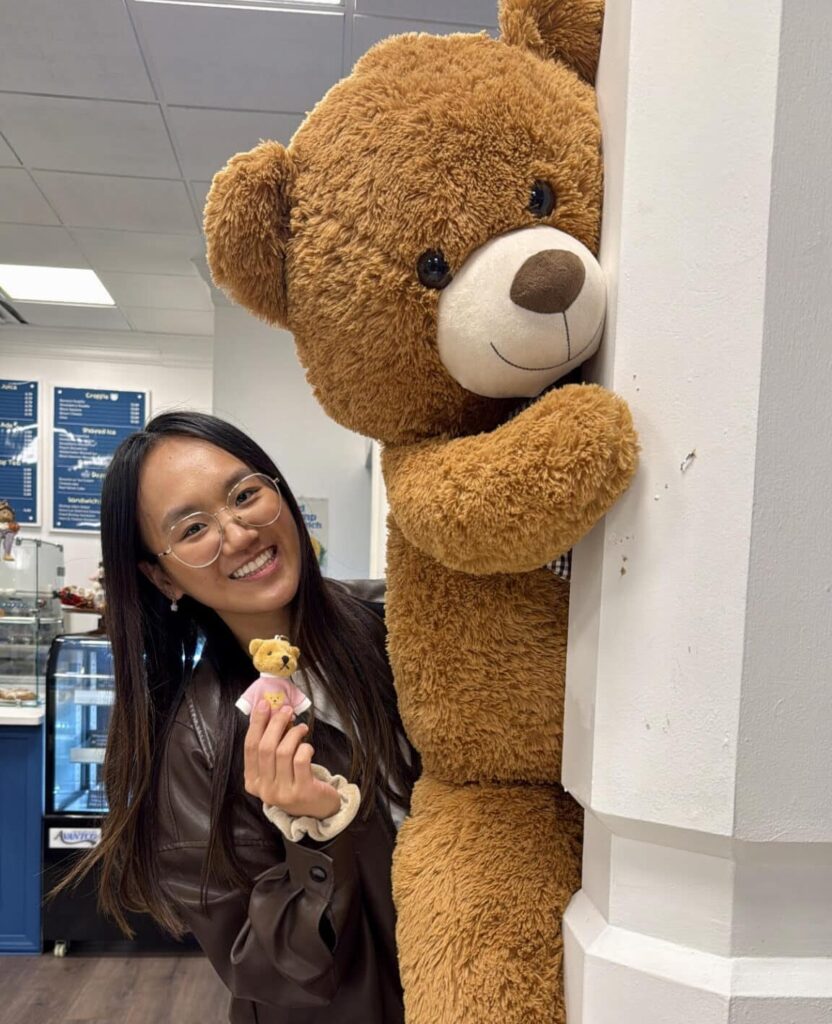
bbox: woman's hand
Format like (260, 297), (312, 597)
(244, 701), (341, 819)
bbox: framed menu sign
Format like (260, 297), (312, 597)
(52, 387), (147, 531)
(0, 379), (39, 525)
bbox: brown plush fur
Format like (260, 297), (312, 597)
(394, 778), (583, 1022)
(500, 0), (605, 83)
(207, 27), (603, 445)
(204, 2), (638, 1022)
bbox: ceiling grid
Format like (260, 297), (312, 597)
(0, 0), (497, 335)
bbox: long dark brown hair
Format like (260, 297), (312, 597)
(60, 411), (417, 936)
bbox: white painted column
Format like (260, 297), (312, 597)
(562, 1), (832, 1020)
(368, 440), (389, 579)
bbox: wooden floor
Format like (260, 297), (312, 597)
(0, 953), (230, 1024)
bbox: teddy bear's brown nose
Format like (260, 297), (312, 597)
(510, 250), (586, 314)
(281, 655), (289, 666)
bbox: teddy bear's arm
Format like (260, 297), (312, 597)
(382, 383), (638, 575)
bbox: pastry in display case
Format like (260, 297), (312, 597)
(0, 537), (64, 706)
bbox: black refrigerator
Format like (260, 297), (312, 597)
(43, 632), (196, 955)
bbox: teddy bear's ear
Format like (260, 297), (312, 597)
(204, 140), (295, 327)
(498, 0), (604, 84)
(249, 638), (264, 656)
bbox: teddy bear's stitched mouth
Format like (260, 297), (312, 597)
(489, 313), (572, 372)
(489, 312), (603, 373)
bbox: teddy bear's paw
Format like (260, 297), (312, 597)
(383, 383), (638, 575)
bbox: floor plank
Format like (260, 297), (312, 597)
(0, 955), (229, 1024)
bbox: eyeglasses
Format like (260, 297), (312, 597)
(156, 473), (282, 569)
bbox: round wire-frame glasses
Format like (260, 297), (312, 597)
(156, 473), (282, 569)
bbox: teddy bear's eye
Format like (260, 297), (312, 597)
(417, 249), (453, 290)
(529, 180), (557, 217)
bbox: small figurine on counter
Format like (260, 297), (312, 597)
(0, 500), (20, 561)
(235, 635), (312, 719)
(89, 561), (106, 612)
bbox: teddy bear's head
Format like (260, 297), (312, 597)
(249, 635), (301, 676)
(206, 0), (605, 445)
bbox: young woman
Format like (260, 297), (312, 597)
(81, 410), (417, 1023)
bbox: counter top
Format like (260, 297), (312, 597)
(0, 705), (44, 726)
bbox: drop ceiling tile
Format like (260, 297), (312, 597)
(71, 229), (203, 276)
(0, 224), (89, 268)
(0, 95), (180, 178)
(132, 3), (344, 111)
(190, 182), (212, 222)
(191, 252), (232, 307)
(98, 272), (212, 311)
(32, 172), (198, 233)
(167, 108), (303, 181)
(355, 0), (497, 27)
(15, 302), (131, 331)
(352, 15), (497, 60)
(0, 134), (20, 167)
(123, 307), (214, 336)
(0, 0), (154, 101)
(0, 169), (59, 225)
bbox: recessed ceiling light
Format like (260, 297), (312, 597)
(133, 0), (341, 9)
(0, 265), (115, 307)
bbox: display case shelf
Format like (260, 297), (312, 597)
(53, 672), (113, 680)
(69, 747), (106, 764)
(72, 689), (114, 706)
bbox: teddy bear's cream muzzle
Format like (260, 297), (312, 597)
(436, 224), (606, 399)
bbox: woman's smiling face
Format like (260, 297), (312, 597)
(138, 437), (302, 638)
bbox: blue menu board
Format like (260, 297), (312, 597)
(53, 387), (147, 531)
(0, 379), (39, 525)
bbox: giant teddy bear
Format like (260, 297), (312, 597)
(204, 1), (638, 1021)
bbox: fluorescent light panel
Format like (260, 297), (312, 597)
(0, 265), (115, 306)
(133, 0), (341, 8)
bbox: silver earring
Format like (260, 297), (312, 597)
(171, 598), (179, 613)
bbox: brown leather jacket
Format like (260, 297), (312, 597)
(156, 647), (406, 1023)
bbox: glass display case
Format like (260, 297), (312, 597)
(0, 537), (64, 705)
(42, 631), (198, 955)
(46, 633), (113, 814)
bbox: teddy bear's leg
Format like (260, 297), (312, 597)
(393, 774), (583, 1024)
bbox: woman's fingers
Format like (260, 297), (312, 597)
(292, 741), (315, 788)
(275, 722), (310, 789)
(244, 699), (272, 789)
(257, 705), (294, 783)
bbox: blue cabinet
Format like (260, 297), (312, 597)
(0, 723), (43, 953)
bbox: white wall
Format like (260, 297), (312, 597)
(2, 326), (213, 625)
(212, 307), (372, 581)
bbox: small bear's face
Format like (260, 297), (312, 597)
(206, 1), (605, 445)
(249, 636), (300, 677)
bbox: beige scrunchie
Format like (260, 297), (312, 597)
(262, 763), (361, 843)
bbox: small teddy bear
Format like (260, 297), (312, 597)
(240, 635), (362, 843)
(236, 635), (311, 719)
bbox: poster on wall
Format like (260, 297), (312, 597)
(52, 387), (148, 532)
(297, 497), (329, 572)
(0, 379), (39, 528)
